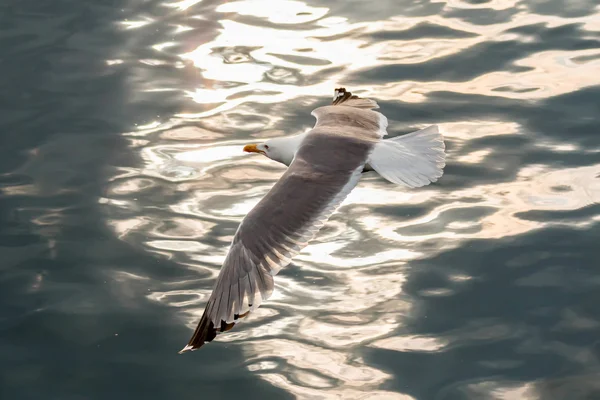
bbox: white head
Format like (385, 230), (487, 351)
(243, 134), (306, 166)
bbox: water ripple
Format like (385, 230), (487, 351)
(94, 0), (600, 398)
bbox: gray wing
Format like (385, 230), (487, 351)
(312, 88), (388, 140)
(180, 89), (387, 352)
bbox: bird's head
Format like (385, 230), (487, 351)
(243, 139), (291, 165)
(243, 142), (270, 157)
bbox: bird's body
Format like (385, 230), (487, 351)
(248, 126), (443, 179)
(180, 88), (445, 353)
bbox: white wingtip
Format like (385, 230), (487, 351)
(378, 112), (389, 138)
(333, 89), (343, 101)
(178, 344), (195, 354)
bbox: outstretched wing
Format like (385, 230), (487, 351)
(312, 87), (389, 139)
(180, 89), (387, 352)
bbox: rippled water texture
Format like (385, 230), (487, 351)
(2, 0), (600, 399)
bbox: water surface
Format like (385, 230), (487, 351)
(2, 0), (600, 399)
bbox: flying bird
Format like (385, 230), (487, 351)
(180, 88), (446, 353)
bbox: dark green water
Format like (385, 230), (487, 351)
(2, 0), (600, 399)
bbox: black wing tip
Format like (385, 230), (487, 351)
(332, 87), (360, 105)
(179, 309), (249, 354)
(178, 344), (196, 354)
(179, 313), (218, 354)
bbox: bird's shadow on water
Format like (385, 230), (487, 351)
(361, 222), (600, 400)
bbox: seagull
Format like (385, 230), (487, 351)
(180, 88), (445, 353)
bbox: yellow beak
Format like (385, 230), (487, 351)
(243, 144), (264, 155)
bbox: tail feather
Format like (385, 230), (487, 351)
(368, 125), (446, 188)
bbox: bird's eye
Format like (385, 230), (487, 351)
(264, 145), (269, 150)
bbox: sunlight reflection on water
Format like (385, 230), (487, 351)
(97, 0), (600, 398)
